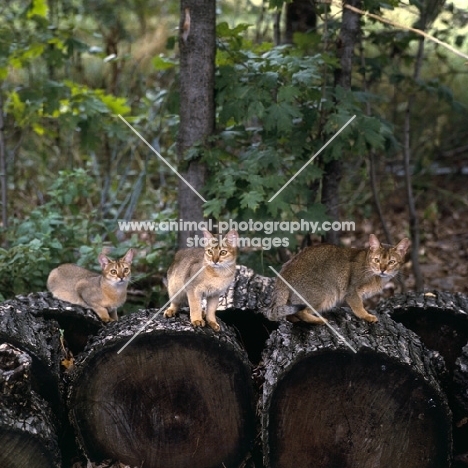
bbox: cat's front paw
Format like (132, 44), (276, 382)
(207, 320), (220, 332)
(191, 319), (206, 328)
(364, 313), (378, 323)
(164, 307), (177, 318)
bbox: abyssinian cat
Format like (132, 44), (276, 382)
(47, 249), (134, 322)
(164, 230), (239, 332)
(270, 234), (410, 324)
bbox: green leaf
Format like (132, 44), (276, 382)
(240, 191), (264, 211)
(95, 91), (131, 115)
(277, 85), (300, 103)
(28, 0), (48, 18)
(152, 55), (176, 71)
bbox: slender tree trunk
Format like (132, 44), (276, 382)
(403, 36), (425, 291)
(0, 91), (7, 234)
(322, 0), (361, 245)
(284, 0), (317, 44)
(177, 0), (215, 249)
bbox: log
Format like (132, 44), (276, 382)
(217, 265), (277, 365)
(455, 343), (468, 416)
(0, 343), (61, 468)
(260, 309), (452, 468)
(0, 298), (65, 413)
(67, 309), (257, 468)
(377, 291), (468, 458)
(376, 291), (468, 373)
(7, 292), (103, 355)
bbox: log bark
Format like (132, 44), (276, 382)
(67, 309), (256, 468)
(7, 292), (103, 355)
(455, 343), (468, 418)
(0, 343), (61, 468)
(261, 309), (452, 468)
(217, 265), (277, 365)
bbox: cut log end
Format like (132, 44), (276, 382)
(68, 310), (256, 468)
(268, 351), (450, 468)
(262, 310), (452, 468)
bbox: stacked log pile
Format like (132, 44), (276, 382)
(0, 267), (466, 467)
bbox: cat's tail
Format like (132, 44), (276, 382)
(264, 278), (305, 321)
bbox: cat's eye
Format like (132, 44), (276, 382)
(123, 268), (129, 273)
(388, 260), (396, 265)
(207, 249), (213, 256)
(373, 258), (380, 263)
(220, 250), (227, 256)
(110, 269), (117, 275)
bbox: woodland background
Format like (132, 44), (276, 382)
(0, 0), (467, 311)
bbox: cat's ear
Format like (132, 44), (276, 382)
(122, 249), (134, 264)
(203, 230), (217, 248)
(203, 230), (214, 240)
(98, 253), (110, 269)
(369, 234), (381, 251)
(395, 238), (410, 257)
(224, 229), (239, 247)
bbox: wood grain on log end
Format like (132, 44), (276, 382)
(67, 309), (256, 468)
(261, 309), (452, 468)
(0, 343), (61, 468)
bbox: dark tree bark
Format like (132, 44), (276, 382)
(322, 0), (361, 245)
(454, 343), (468, 418)
(177, 0), (216, 249)
(0, 343), (61, 468)
(67, 310), (256, 468)
(284, 0), (317, 44)
(261, 310), (452, 468)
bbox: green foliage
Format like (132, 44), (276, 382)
(0, 169), (128, 299)
(205, 24), (392, 244)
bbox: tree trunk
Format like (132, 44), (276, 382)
(177, 0), (216, 249)
(0, 343), (61, 468)
(67, 310), (256, 468)
(261, 310), (452, 468)
(0, 90), (7, 234)
(322, 0), (361, 245)
(284, 0), (317, 44)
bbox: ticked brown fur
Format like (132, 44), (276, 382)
(47, 249), (134, 322)
(164, 230), (239, 331)
(270, 234), (410, 324)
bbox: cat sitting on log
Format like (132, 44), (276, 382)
(47, 249), (134, 322)
(269, 234), (410, 324)
(164, 230), (239, 331)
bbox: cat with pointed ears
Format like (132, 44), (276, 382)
(269, 234), (410, 324)
(47, 249), (134, 322)
(164, 230), (239, 331)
